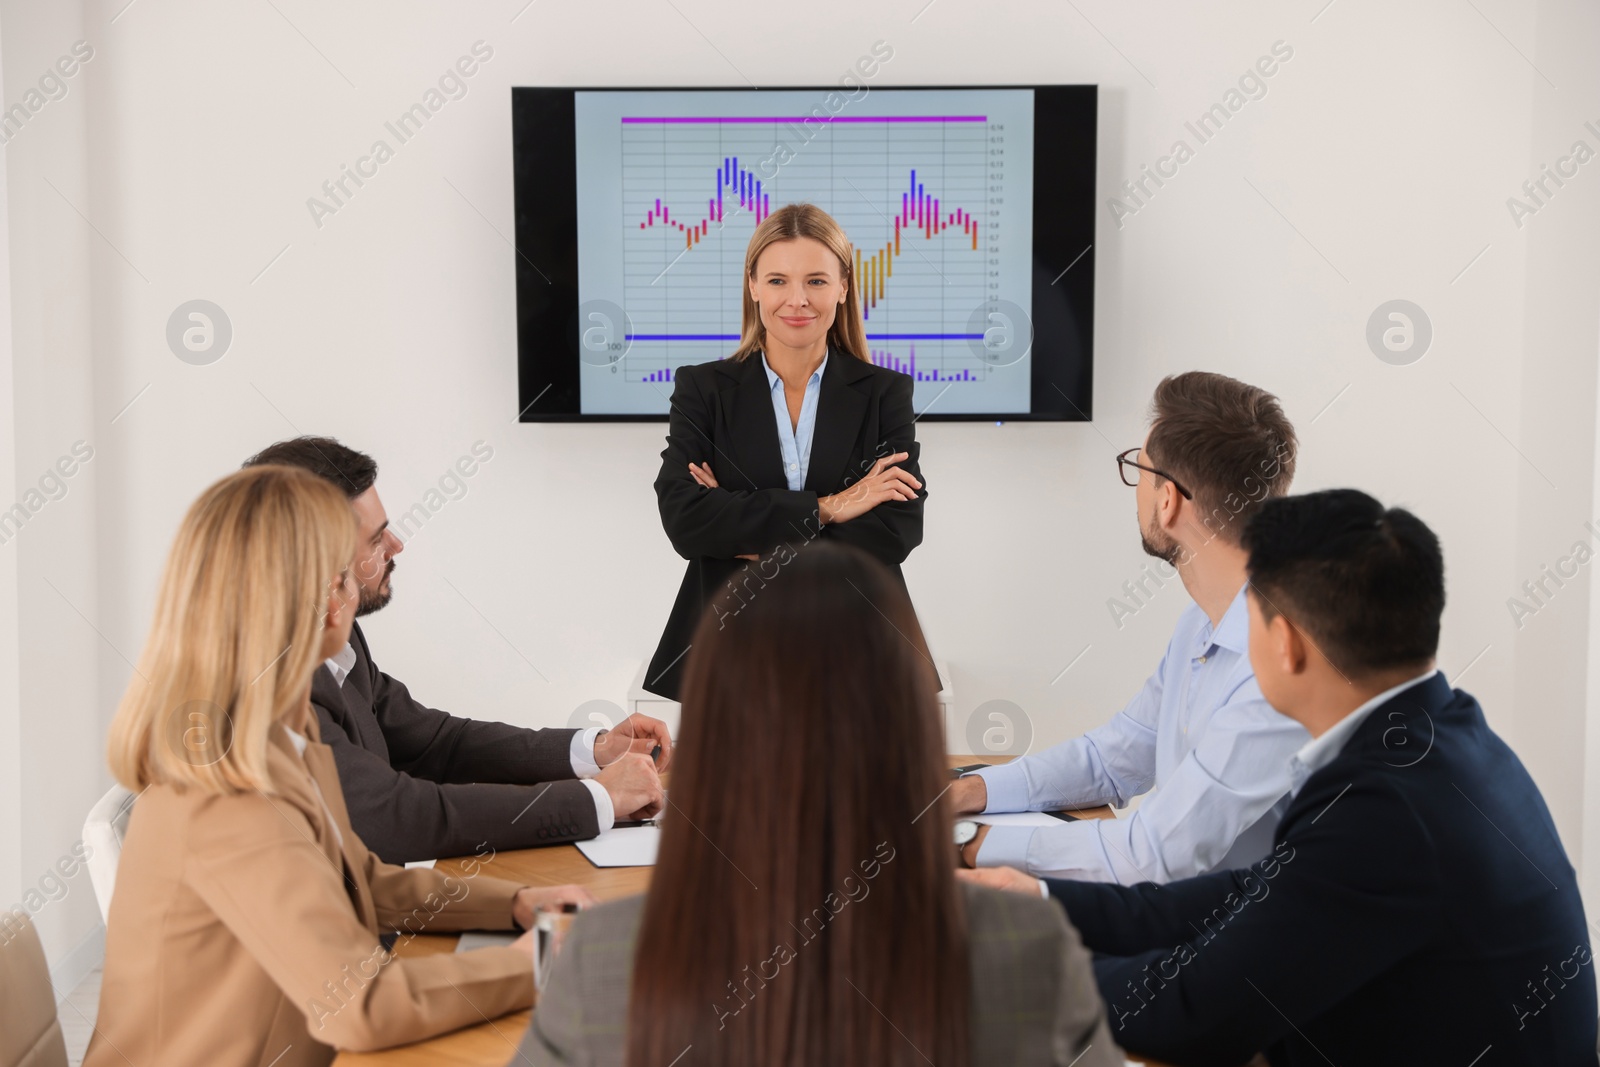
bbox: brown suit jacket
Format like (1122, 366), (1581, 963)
(85, 716), (534, 1067)
(514, 882), (1122, 1066)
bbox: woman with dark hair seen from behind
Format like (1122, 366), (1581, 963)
(516, 541), (1120, 1066)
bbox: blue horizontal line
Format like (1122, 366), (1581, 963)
(624, 332), (985, 341)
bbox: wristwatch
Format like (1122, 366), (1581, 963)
(953, 820), (979, 867)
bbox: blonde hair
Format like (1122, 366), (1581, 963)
(729, 203), (870, 364)
(108, 465), (357, 795)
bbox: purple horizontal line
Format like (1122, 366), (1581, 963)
(626, 332), (985, 341)
(868, 333), (985, 340)
(621, 115), (987, 124)
(626, 333), (738, 341)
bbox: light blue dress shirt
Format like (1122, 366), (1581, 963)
(971, 585), (1310, 884)
(761, 350), (827, 491)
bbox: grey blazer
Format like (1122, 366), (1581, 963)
(513, 882), (1122, 1066)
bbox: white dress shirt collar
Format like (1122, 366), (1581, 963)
(1288, 668), (1439, 795)
(324, 641), (357, 688)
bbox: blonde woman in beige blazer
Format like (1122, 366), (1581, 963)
(86, 466), (593, 1067)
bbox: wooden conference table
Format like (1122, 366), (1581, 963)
(333, 756), (1177, 1067)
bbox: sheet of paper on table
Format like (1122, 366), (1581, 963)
(455, 931), (520, 953)
(575, 824), (661, 868)
(974, 811), (1078, 828)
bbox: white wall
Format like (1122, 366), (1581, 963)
(0, 7), (21, 925)
(1, 0), (102, 983)
(3, 0), (1598, 970)
(1516, 0), (1600, 916)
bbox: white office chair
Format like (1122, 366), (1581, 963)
(82, 785), (138, 924)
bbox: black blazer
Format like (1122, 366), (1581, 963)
(1046, 673), (1595, 1066)
(645, 347), (926, 700)
(311, 621), (600, 863)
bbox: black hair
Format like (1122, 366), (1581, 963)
(242, 437), (376, 500)
(1243, 488), (1444, 677)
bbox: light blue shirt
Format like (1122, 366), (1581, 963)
(971, 585), (1310, 884)
(761, 350), (827, 491)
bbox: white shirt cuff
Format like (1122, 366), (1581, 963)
(578, 778), (614, 832)
(1039, 878), (1050, 900)
(569, 726), (603, 778)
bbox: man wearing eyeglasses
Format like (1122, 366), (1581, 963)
(950, 371), (1311, 884)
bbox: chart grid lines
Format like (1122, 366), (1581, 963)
(619, 116), (996, 383)
(572, 89), (1035, 413)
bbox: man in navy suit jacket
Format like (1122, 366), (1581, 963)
(963, 489), (1595, 1065)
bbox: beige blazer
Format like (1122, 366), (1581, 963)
(515, 881), (1122, 1066)
(85, 717), (534, 1067)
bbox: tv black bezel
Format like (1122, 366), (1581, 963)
(512, 84), (1096, 422)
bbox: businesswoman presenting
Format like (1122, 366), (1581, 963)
(645, 203), (926, 700)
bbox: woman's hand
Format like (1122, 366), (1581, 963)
(512, 884), (597, 931)
(688, 461), (719, 489)
(689, 462), (760, 560)
(819, 452), (921, 525)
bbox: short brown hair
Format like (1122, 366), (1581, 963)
(1144, 371), (1297, 544)
(243, 436), (376, 500)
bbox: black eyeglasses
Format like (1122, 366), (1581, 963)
(1116, 447), (1192, 500)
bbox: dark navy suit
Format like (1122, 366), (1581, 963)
(1047, 673), (1595, 1066)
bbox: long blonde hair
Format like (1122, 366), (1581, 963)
(729, 203), (870, 364)
(108, 465), (357, 795)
